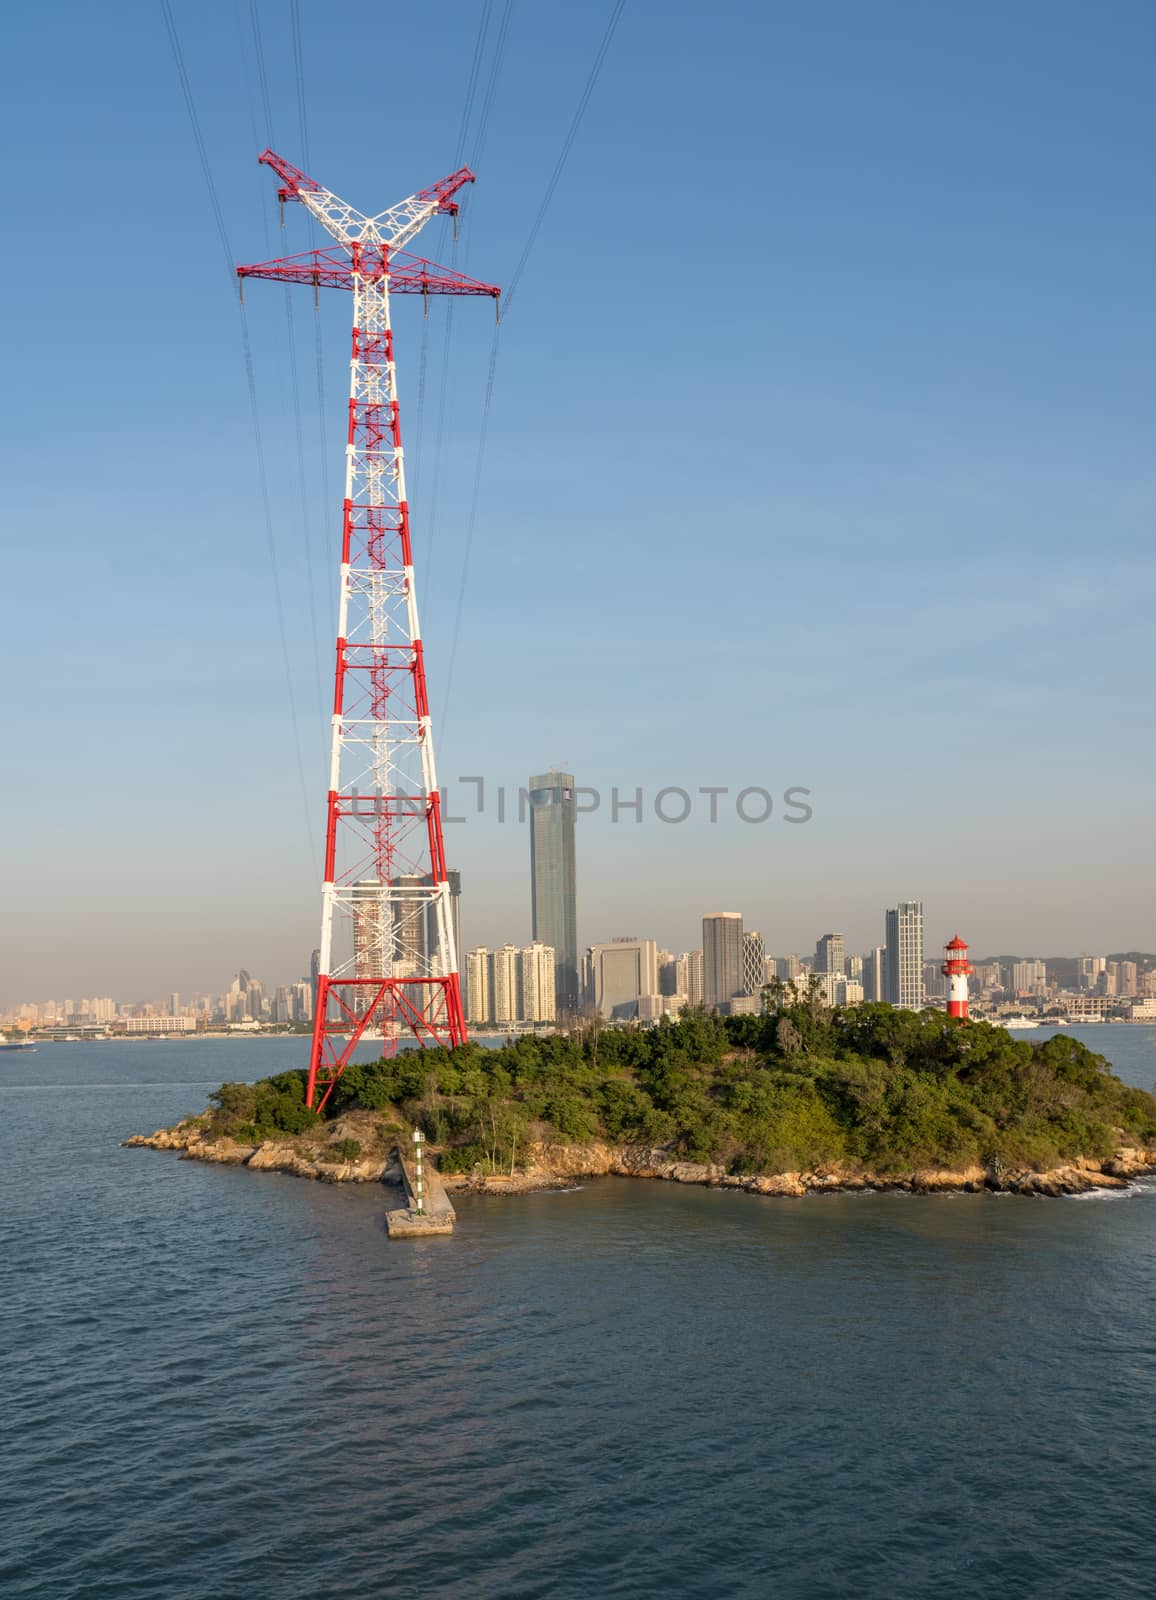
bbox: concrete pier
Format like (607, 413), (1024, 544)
(385, 1148), (456, 1238)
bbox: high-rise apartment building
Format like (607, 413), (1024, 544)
(676, 950), (703, 1008)
(587, 938), (659, 1020)
(519, 941), (557, 1022)
(1012, 959), (1047, 997)
(529, 771), (578, 1014)
(465, 947), (491, 1025)
(776, 954), (803, 983)
(464, 943), (557, 1025)
(703, 913), (744, 1010)
(351, 880), (386, 982)
(742, 931), (767, 995)
(1077, 955), (1107, 990)
(1109, 960), (1138, 997)
(393, 873), (428, 975)
(884, 902), (924, 1010)
(490, 945), (520, 1025)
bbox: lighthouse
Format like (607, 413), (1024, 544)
(942, 936), (973, 1021)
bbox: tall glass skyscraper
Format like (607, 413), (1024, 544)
(529, 771), (578, 1013)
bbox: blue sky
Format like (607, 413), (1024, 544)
(1, 0), (1153, 1003)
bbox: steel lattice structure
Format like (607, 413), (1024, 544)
(238, 150), (500, 1110)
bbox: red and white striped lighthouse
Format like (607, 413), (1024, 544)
(942, 936), (973, 1020)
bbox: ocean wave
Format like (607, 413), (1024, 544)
(1065, 1183), (1153, 1202)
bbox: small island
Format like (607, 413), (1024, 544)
(126, 998), (1156, 1199)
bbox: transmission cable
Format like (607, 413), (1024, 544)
(421, 0), (514, 634)
(245, 0), (327, 738)
(439, 0), (627, 737)
(289, 0), (335, 642)
(160, 0), (317, 864)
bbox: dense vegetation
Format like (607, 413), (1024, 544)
(202, 994), (1156, 1177)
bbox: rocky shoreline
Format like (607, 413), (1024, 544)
(124, 1113), (1156, 1200)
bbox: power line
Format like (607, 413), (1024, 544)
(290, 0), (334, 646)
(455, 0), (494, 166)
(244, 0), (327, 735)
(470, 0), (513, 175)
(503, 0), (626, 316)
(439, 0), (627, 736)
(160, 0), (317, 864)
(420, 0), (511, 620)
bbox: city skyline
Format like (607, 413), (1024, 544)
(7, 911), (1156, 1019)
(3, 5), (1153, 1006)
(9, 934), (1156, 1033)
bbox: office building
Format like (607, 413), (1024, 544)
(742, 930), (767, 995)
(814, 933), (845, 978)
(529, 770), (579, 1014)
(703, 913), (744, 1010)
(587, 938), (659, 1021)
(417, 868), (462, 974)
(657, 951), (677, 995)
(884, 901), (924, 1010)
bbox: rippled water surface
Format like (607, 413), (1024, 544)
(3, 1028), (1156, 1598)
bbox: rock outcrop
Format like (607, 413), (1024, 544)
(123, 1109), (401, 1185)
(440, 1140), (1156, 1199)
(125, 1120), (1156, 1200)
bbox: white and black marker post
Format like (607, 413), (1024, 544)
(412, 1127), (425, 1216)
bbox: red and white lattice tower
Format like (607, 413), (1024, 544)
(237, 151), (500, 1110)
(942, 936), (973, 1021)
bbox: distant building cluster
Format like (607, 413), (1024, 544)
(951, 953), (1156, 1020)
(465, 942), (556, 1026)
(9, 762), (1156, 1037)
(1, 962), (321, 1037)
(467, 902), (926, 1025)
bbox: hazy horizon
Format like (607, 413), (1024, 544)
(2, 1), (1153, 1005)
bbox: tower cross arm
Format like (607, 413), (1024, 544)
(256, 151), (476, 251)
(371, 167), (477, 249)
(258, 147), (375, 243)
(235, 247), (501, 301)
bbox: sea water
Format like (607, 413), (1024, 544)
(2, 1027), (1154, 1598)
